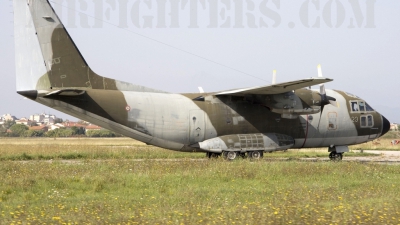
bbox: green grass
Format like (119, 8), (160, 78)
(1, 160), (400, 224)
(0, 138), (377, 161)
(0, 137), (399, 224)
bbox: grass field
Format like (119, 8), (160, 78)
(0, 137), (386, 161)
(1, 137), (400, 224)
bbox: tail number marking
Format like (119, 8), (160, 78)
(351, 117), (358, 123)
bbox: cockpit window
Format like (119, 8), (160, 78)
(345, 92), (360, 98)
(351, 101), (359, 112)
(359, 102), (365, 111)
(350, 100), (375, 113)
(366, 103), (374, 112)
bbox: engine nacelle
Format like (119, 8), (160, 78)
(197, 133), (294, 153)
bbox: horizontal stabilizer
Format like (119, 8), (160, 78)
(216, 77), (333, 96)
(17, 89), (86, 100)
(44, 89), (86, 96)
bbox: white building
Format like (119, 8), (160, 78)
(15, 118), (30, 125)
(29, 113), (57, 124)
(30, 114), (44, 123)
(49, 123), (64, 131)
(2, 114), (17, 121)
(43, 114), (55, 124)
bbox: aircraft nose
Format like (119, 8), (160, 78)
(381, 116), (390, 137)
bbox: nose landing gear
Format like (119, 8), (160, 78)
(328, 146), (348, 161)
(329, 151), (343, 161)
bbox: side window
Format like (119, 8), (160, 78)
(360, 115), (374, 128)
(361, 116), (367, 127)
(367, 115), (373, 127)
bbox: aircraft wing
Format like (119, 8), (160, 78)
(215, 77), (333, 96)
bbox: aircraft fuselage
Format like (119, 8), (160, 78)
(34, 87), (388, 152)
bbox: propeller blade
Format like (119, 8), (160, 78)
(316, 64), (329, 129)
(320, 84), (326, 96)
(272, 70), (277, 84)
(317, 64), (323, 78)
(318, 64), (326, 93)
(329, 100), (338, 107)
(327, 96), (338, 107)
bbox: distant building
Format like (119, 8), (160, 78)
(29, 113), (57, 125)
(29, 125), (48, 132)
(85, 124), (102, 131)
(63, 121), (86, 128)
(43, 116), (55, 124)
(30, 114), (44, 123)
(15, 118), (30, 125)
(2, 114), (18, 121)
(48, 123), (65, 131)
(390, 123), (398, 131)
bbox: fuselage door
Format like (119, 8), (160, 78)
(328, 112), (338, 130)
(189, 110), (205, 144)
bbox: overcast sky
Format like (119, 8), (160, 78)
(1, 0), (399, 123)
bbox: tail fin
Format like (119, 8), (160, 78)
(14, 0), (118, 91)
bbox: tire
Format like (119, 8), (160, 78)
(248, 151), (263, 160)
(329, 151), (343, 161)
(223, 151), (237, 161)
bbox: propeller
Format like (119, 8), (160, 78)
(317, 64), (337, 109)
(272, 70), (277, 85)
(316, 64), (337, 128)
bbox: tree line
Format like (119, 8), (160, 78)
(0, 121), (121, 138)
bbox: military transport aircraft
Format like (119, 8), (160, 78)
(14, 0), (390, 161)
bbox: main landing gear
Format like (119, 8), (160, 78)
(247, 151), (263, 160)
(206, 151), (264, 161)
(206, 152), (220, 159)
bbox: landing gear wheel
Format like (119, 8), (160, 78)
(329, 151), (343, 161)
(248, 151), (263, 160)
(206, 152), (220, 159)
(223, 151), (238, 161)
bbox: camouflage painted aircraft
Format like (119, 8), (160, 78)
(14, 0), (390, 160)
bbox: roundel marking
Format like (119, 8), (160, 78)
(125, 105), (131, 111)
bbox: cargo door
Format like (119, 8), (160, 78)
(189, 110), (205, 144)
